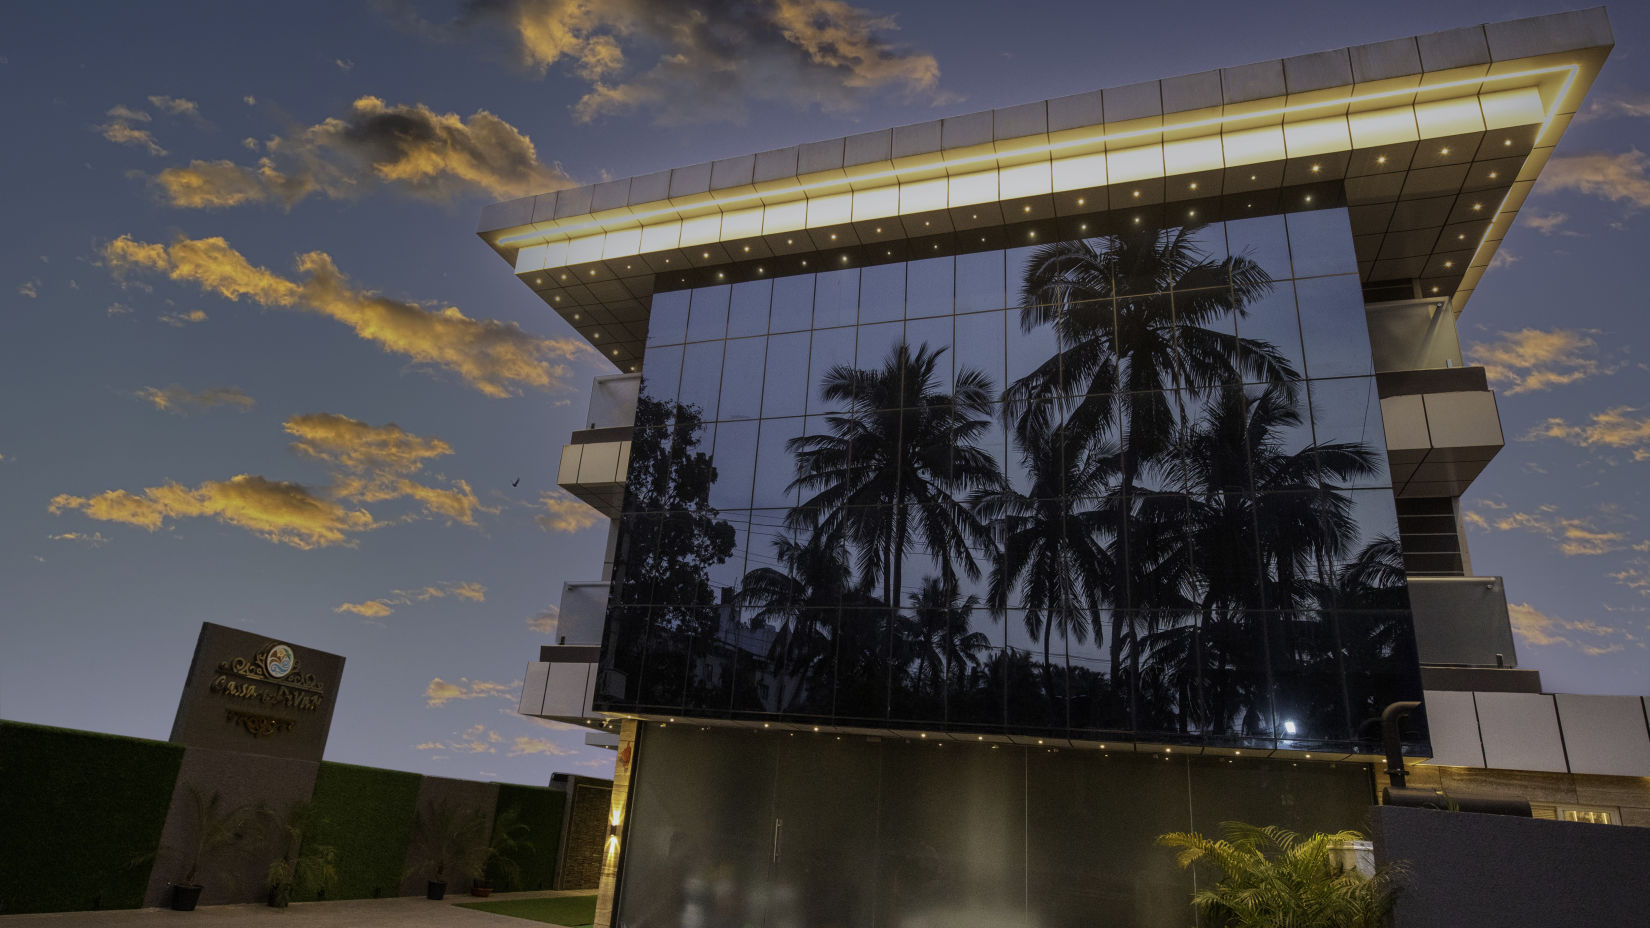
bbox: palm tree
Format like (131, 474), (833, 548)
(787, 343), (1002, 658)
(1158, 822), (1404, 928)
(906, 576), (993, 697)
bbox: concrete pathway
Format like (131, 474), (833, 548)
(0, 890), (593, 927)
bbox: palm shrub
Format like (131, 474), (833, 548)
(258, 800), (338, 906)
(479, 805), (535, 891)
(1157, 822), (1403, 928)
(404, 798), (490, 890)
(166, 785), (253, 889)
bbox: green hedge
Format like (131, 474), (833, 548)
(0, 722), (185, 914)
(304, 761), (421, 900)
(492, 784), (566, 891)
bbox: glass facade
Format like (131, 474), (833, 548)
(617, 725), (1376, 928)
(598, 206), (1426, 753)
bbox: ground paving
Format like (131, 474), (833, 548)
(0, 890), (590, 928)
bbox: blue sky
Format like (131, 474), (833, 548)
(2, 0), (1647, 785)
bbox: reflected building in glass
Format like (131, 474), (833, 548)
(482, 12), (1615, 927)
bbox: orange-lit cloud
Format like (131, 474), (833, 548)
(527, 604), (558, 633)
(1468, 328), (1616, 395)
(508, 735), (574, 757)
(157, 308), (209, 327)
(147, 95), (204, 121)
(286, 412), (484, 524)
(1539, 149), (1650, 209)
(18, 280), (39, 298)
(98, 105), (166, 156)
(154, 96), (571, 208)
(335, 579), (488, 618)
(49, 475), (378, 550)
(1508, 602), (1639, 655)
(425, 678), (518, 707)
(136, 384), (256, 415)
(535, 490), (600, 533)
(1520, 210), (1570, 235)
(47, 531), (110, 547)
(104, 234), (594, 397)
(395, 0), (947, 124)
(1525, 406), (1650, 460)
(1464, 502), (1635, 557)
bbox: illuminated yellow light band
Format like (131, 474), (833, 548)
(503, 65), (1576, 271)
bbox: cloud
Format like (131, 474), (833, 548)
(243, 95), (257, 106)
(335, 58), (355, 71)
(509, 736), (574, 757)
(415, 741), (445, 750)
(1612, 560), (1650, 598)
(1520, 210), (1569, 235)
(52, 412), (482, 547)
(1486, 250), (1519, 270)
(49, 475), (378, 550)
(47, 532), (109, 546)
(394, 0), (948, 125)
(334, 579), (488, 618)
(285, 412), (483, 524)
(1538, 149), (1650, 209)
(104, 234), (594, 397)
(1464, 503), (1634, 557)
(425, 677), (518, 707)
(153, 96), (572, 208)
(1468, 328), (1616, 394)
(18, 280), (39, 298)
(1525, 406), (1650, 460)
(1508, 602), (1639, 655)
(147, 95), (203, 122)
(135, 384), (256, 415)
(527, 604), (558, 633)
(107, 302), (132, 316)
(98, 105), (166, 156)
(535, 490), (600, 533)
(1582, 92), (1650, 121)
(157, 308), (209, 327)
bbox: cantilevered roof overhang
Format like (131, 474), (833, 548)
(479, 8), (1612, 374)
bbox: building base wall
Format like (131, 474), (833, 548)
(613, 725), (1377, 928)
(1372, 805), (1650, 928)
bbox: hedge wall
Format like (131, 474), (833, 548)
(492, 783), (566, 891)
(0, 722), (185, 914)
(304, 761), (421, 901)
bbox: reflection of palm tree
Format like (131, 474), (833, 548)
(1006, 226), (1292, 468)
(1155, 383), (1380, 735)
(737, 530), (871, 713)
(971, 421), (1115, 680)
(788, 343), (1001, 638)
(1006, 227), (1293, 677)
(907, 576), (992, 696)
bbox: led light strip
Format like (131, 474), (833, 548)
(500, 64), (1577, 259)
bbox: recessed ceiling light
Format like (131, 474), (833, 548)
(1079, 224), (1087, 230)
(1250, 174), (1257, 181)
(554, 295), (561, 301)
(1133, 216), (1141, 223)
(1472, 203), (1482, 211)
(1440, 147), (1450, 155)
(875, 227), (882, 233)
(743, 246), (750, 252)
(560, 273), (567, 280)
(572, 313), (579, 319)
(533, 277), (541, 284)
(612, 349), (619, 356)
(1132, 190), (1140, 198)
(1504, 138), (1513, 146)
(1310, 164), (1320, 173)
(702, 252), (709, 258)
(1188, 210), (1196, 217)
(1458, 233), (1466, 240)
(1444, 261), (1454, 268)
(1431, 286), (1440, 293)
(924, 221), (930, 227)
(1305, 195), (1313, 202)
(1077, 198), (1085, 205)
(1377, 155), (1387, 164)
(1029, 231), (1037, 238)
(1489, 171), (1498, 179)
(829, 233), (836, 240)
(1190, 182), (1198, 190)
(801, 259), (807, 266)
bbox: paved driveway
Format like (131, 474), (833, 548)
(0, 891), (590, 928)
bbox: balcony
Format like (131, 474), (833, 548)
(1407, 575), (1542, 694)
(1366, 298), (1505, 498)
(519, 582), (618, 722)
(556, 374), (640, 519)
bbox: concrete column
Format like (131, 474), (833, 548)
(592, 719), (640, 928)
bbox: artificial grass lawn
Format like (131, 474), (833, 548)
(456, 893), (598, 926)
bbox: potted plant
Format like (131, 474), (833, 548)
(1157, 821), (1405, 928)
(259, 800), (339, 908)
(471, 805), (535, 897)
(405, 798), (490, 901)
(164, 785), (252, 911)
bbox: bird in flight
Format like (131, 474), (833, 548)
(511, 478), (520, 488)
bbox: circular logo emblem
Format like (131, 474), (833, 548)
(265, 644), (295, 679)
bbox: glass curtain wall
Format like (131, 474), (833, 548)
(617, 724), (1376, 928)
(598, 206), (1426, 753)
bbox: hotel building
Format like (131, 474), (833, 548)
(482, 9), (1648, 925)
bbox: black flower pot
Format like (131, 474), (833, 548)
(268, 884), (292, 908)
(169, 883), (203, 911)
(426, 880), (447, 901)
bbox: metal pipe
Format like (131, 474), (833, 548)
(1381, 701), (1422, 788)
